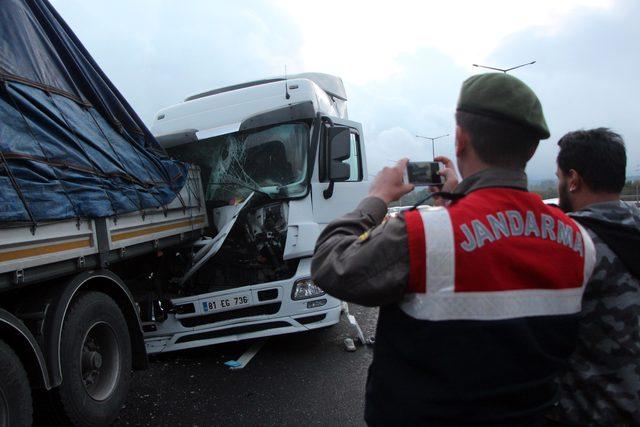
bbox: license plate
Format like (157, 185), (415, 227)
(200, 292), (252, 314)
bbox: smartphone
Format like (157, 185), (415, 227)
(404, 161), (443, 186)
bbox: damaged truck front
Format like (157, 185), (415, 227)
(144, 73), (370, 353)
(0, 0), (368, 422)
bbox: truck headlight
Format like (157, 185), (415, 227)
(291, 278), (325, 300)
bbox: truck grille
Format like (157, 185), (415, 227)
(178, 302), (281, 327)
(175, 321), (291, 343)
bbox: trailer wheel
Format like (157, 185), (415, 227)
(52, 291), (131, 426)
(0, 339), (32, 427)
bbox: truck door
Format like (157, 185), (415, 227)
(311, 118), (369, 226)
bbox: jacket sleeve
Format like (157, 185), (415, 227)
(310, 196), (410, 307)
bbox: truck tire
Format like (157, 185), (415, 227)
(0, 339), (32, 427)
(52, 291), (132, 426)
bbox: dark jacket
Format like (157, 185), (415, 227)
(552, 201), (640, 426)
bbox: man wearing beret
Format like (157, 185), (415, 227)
(311, 73), (596, 426)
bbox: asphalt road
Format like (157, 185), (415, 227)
(115, 305), (378, 426)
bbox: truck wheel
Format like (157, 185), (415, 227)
(52, 291), (132, 426)
(0, 339), (32, 427)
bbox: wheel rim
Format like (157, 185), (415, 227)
(0, 385), (8, 427)
(80, 321), (121, 401)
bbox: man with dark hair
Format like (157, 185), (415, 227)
(311, 73), (596, 426)
(549, 128), (640, 426)
(556, 128), (627, 210)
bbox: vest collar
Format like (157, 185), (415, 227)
(453, 168), (528, 195)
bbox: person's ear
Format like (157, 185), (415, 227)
(567, 169), (582, 193)
(455, 125), (467, 157)
(526, 141), (539, 162)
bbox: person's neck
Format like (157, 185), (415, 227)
(574, 192), (620, 211)
(460, 161), (522, 179)
(459, 159), (492, 179)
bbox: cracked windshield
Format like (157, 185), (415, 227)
(167, 122), (309, 203)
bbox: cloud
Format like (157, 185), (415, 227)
(488, 0), (640, 178)
(275, 0), (612, 83)
(50, 0), (304, 123)
(346, 0), (639, 179)
(365, 127), (424, 178)
(347, 48), (466, 174)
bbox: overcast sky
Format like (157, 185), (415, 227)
(50, 0), (639, 180)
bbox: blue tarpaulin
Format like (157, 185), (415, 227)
(0, 0), (188, 224)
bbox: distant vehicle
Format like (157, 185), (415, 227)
(0, 1), (369, 424)
(545, 197), (639, 208)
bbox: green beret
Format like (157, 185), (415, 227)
(457, 73), (550, 139)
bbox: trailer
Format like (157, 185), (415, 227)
(0, 1), (210, 424)
(0, 167), (206, 290)
(0, 167), (207, 426)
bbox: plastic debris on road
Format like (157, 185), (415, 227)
(224, 338), (267, 370)
(223, 360), (242, 368)
(343, 338), (357, 352)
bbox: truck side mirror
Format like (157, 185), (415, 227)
(327, 127), (351, 181)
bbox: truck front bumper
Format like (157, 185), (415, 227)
(143, 259), (341, 354)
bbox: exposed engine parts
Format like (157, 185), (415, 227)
(190, 197), (297, 295)
(128, 193), (298, 323)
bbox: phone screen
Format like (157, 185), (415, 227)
(406, 161), (443, 186)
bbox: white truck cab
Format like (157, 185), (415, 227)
(145, 73), (369, 353)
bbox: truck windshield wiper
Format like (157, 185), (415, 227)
(207, 181), (272, 199)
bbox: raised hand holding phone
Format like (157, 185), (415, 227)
(429, 156), (460, 206)
(434, 156), (459, 191)
(369, 158), (415, 205)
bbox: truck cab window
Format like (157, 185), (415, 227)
(167, 123), (310, 203)
(345, 132), (363, 182)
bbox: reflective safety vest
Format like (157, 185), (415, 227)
(365, 188), (597, 425)
(402, 188), (596, 321)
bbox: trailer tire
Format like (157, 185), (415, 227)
(0, 339), (32, 427)
(52, 291), (131, 426)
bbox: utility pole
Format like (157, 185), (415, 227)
(472, 61), (536, 73)
(635, 164), (640, 206)
(415, 134), (449, 160)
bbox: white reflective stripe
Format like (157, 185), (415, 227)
(577, 223), (596, 288)
(401, 288), (584, 321)
(399, 207), (588, 321)
(400, 207), (455, 319)
(423, 208), (455, 294)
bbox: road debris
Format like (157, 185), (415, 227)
(343, 338), (357, 352)
(224, 338), (268, 370)
(342, 302), (372, 346)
